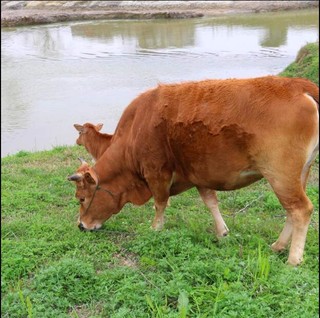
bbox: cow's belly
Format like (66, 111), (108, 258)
(168, 122), (262, 190)
(206, 169), (263, 190)
(170, 166), (263, 194)
(172, 168), (262, 192)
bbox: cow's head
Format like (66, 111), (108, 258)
(67, 158), (122, 231)
(73, 123), (103, 145)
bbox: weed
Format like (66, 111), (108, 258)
(18, 281), (33, 318)
(178, 290), (189, 318)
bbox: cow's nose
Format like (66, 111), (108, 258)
(78, 222), (85, 231)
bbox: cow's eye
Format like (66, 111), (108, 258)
(79, 132), (82, 135)
(79, 198), (85, 203)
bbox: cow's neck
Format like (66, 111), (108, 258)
(93, 146), (152, 206)
(86, 134), (112, 160)
(85, 144), (100, 161)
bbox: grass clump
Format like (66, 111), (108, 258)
(280, 41), (319, 85)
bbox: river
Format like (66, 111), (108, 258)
(1, 9), (318, 157)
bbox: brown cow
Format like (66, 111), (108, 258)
(73, 122), (227, 236)
(68, 76), (319, 265)
(74, 123), (113, 161)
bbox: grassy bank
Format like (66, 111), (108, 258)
(280, 41), (319, 85)
(1, 43), (319, 317)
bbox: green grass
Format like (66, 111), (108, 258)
(2, 148), (319, 317)
(2, 42), (319, 317)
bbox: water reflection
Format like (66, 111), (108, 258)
(70, 9), (319, 49)
(1, 9), (319, 157)
(72, 19), (196, 49)
(204, 9), (319, 47)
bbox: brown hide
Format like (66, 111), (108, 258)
(69, 76), (319, 265)
(112, 76), (318, 191)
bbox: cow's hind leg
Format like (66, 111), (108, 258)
(266, 174), (314, 266)
(269, 137), (317, 265)
(197, 187), (229, 237)
(271, 161), (316, 254)
(271, 214), (293, 253)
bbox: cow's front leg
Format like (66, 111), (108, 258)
(197, 187), (229, 237)
(146, 169), (172, 231)
(151, 199), (168, 230)
(153, 197), (171, 209)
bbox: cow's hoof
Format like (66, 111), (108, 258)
(216, 226), (229, 238)
(150, 226), (163, 231)
(287, 257), (303, 267)
(271, 242), (286, 253)
(216, 231), (229, 238)
(151, 223), (164, 231)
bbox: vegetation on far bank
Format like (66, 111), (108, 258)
(1, 42), (319, 317)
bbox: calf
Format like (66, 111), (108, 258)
(74, 123), (113, 161)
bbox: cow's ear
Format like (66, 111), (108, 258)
(84, 171), (97, 185)
(96, 123), (103, 131)
(74, 124), (84, 132)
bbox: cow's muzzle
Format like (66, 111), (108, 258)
(78, 222), (85, 231)
(78, 222), (101, 232)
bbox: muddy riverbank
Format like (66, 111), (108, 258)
(1, 1), (319, 27)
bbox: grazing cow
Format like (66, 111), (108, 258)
(74, 123), (113, 161)
(73, 123), (226, 235)
(68, 76), (319, 265)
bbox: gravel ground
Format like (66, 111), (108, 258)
(1, 1), (319, 27)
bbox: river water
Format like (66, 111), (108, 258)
(1, 9), (318, 157)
